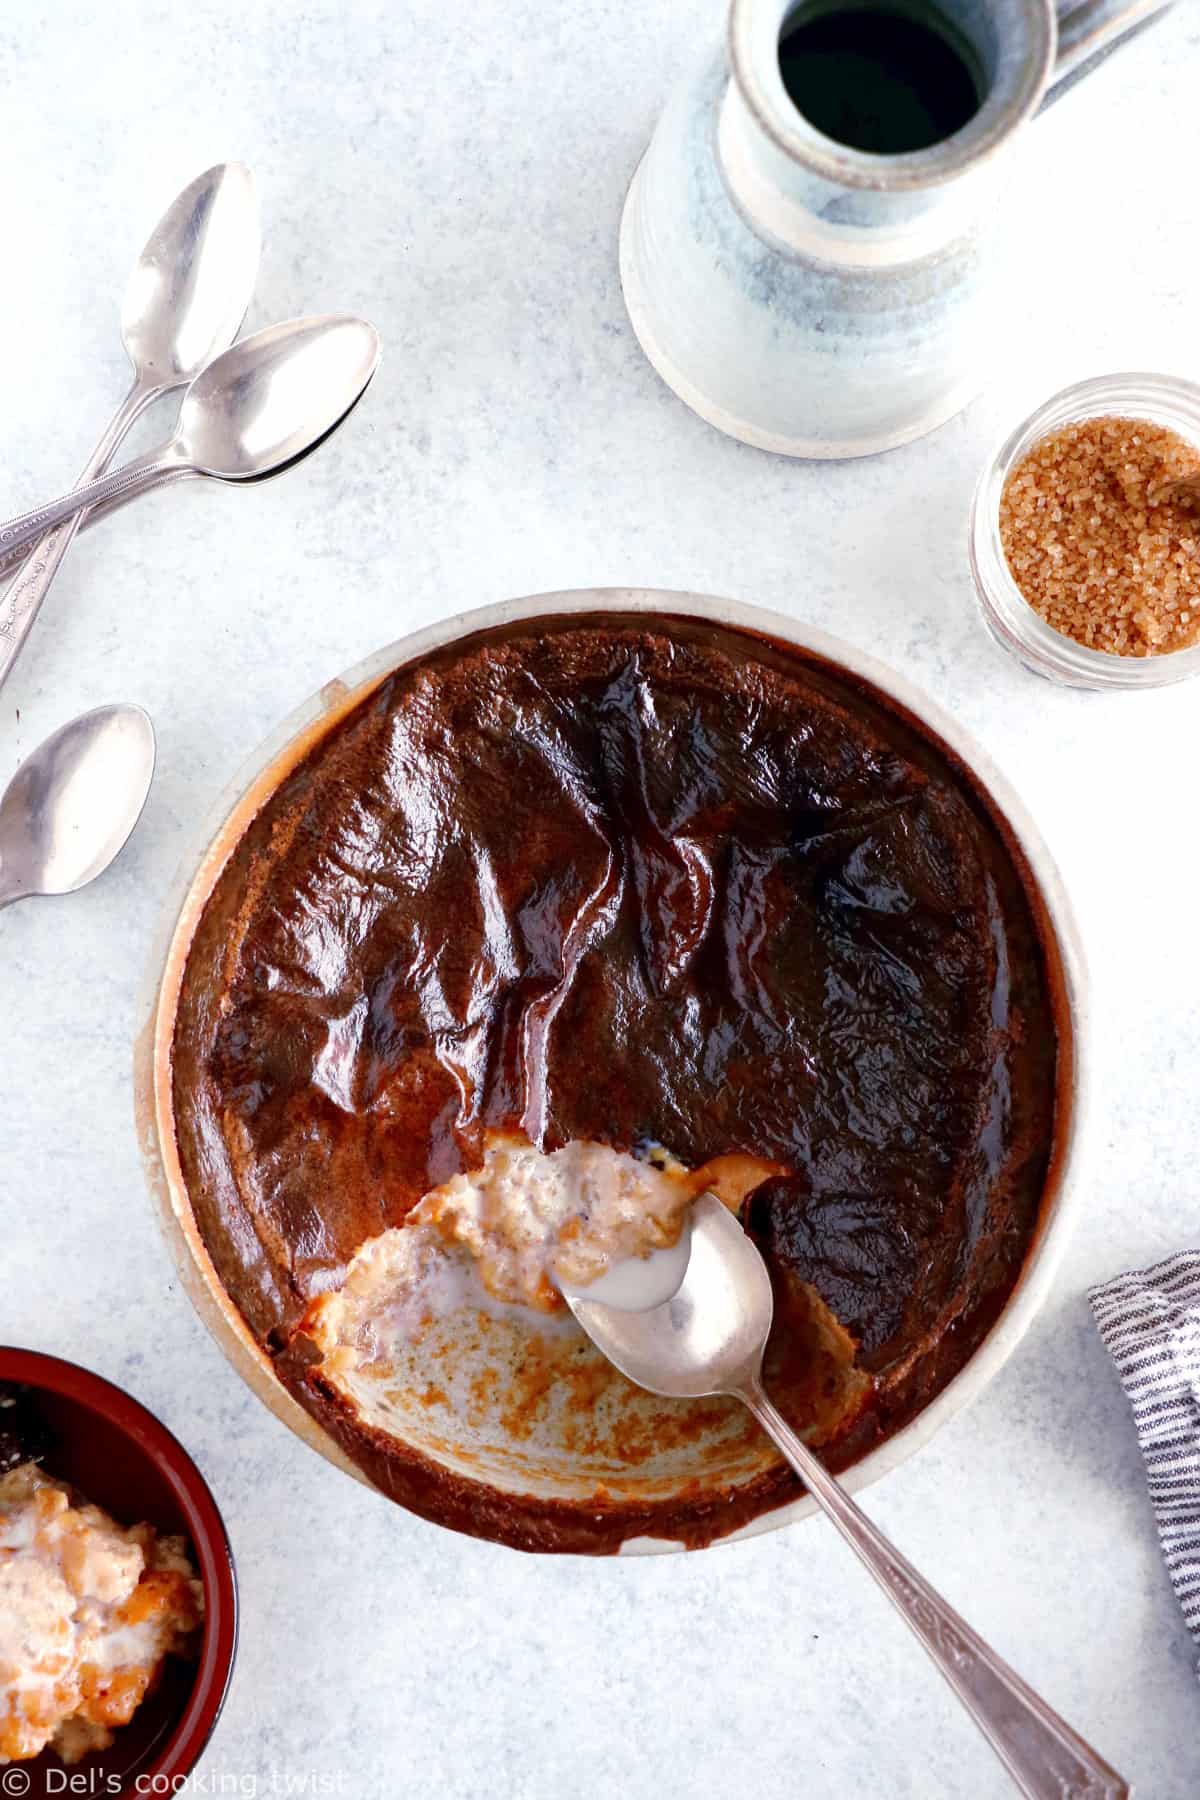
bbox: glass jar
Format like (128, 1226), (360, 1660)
(969, 372), (1200, 689)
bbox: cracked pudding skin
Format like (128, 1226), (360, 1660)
(168, 615), (1066, 1553)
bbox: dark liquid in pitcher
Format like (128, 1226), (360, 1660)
(778, 6), (981, 155)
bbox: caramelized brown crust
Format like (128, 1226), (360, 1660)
(170, 616), (1063, 1551)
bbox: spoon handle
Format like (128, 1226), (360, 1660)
(0, 380), (160, 691)
(0, 469), (191, 582)
(0, 448), (182, 565)
(740, 1382), (1130, 1799)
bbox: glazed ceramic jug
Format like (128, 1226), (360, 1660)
(620, 0), (1175, 458)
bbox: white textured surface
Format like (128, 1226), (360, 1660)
(1, 4), (1199, 1796)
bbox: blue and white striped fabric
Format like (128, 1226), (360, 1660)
(1091, 1251), (1200, 1645)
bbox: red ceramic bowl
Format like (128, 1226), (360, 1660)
(0, 1348), (237, 1797)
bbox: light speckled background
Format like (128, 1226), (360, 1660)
(2, 3), (1199, 1795)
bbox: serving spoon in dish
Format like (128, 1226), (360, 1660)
(564, 1194), (1130, 1800)
(0, 314), (381, 566)
(0, 704), (155, 911)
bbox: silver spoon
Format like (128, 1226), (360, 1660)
(566, 1194), (1130, 1800)
(0, 376), (373, 584)
(0, 705), (156, 910)
(0, 315), (381, 564)
(0, 163), (259, 689)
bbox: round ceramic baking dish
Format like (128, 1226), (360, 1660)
(135, 588), (1089, 1554)
(0, 1348), (237, 1796)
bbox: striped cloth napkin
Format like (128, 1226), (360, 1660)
(1091, 1251), (1200, 1645)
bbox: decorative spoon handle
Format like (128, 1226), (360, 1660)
(740, 1382), (1130, 1800)
(0, 381), (159, 689)
(0, 469), (191, 581)
(0, 449), (181, 565)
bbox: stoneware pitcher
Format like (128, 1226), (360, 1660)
(620, 0), (1175, 459)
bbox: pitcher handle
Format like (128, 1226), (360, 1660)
(1046, 0), (1176, 101)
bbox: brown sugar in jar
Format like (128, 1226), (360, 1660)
(999, 416), (1200, 656)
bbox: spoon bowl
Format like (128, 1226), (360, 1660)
(566, 1195), (771, 1397)
(120, 162), (260, 388)
(0, 704), (156, 908)
(178, 314), (382, 478)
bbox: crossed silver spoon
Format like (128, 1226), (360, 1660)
(0, 164), (380, 666)
(0, 162), (261, 682)
(0, 311), (380, 573)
